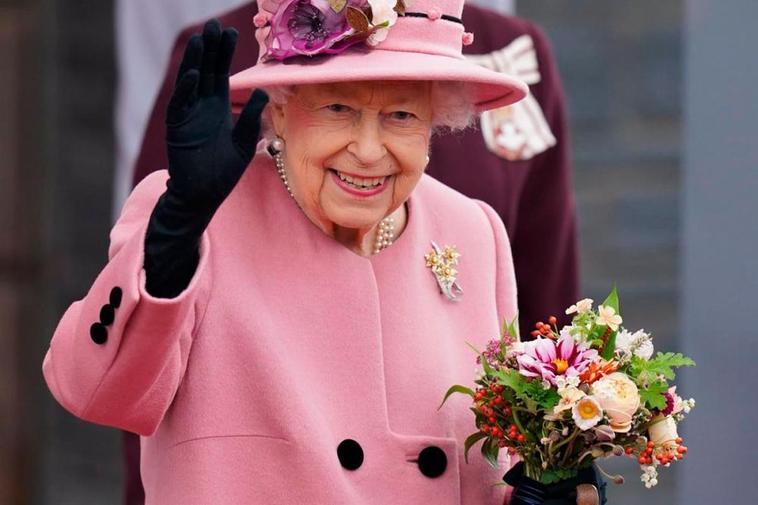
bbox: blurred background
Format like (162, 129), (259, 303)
(1, 0), (756, 503)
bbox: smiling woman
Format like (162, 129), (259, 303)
(267, 81), (436, 255)
(42, 2), (533, 504)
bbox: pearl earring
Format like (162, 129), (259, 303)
(425, 155), (430, 165)
(268, 136), (293, 199)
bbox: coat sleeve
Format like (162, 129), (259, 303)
(476, 200), (519, 330)
(42, 170), (212, 436)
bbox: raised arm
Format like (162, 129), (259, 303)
(42, 20), (267, 435)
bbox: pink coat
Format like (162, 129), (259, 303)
(43, 152), (518, 504)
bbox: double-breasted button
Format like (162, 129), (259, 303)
(337, 439), (364, 471)
(90, 322), (108, 345)
(417, 446), (447, 478)
(109, 287), (123, 308)
(99, 304), (115, 325)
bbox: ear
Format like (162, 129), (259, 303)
(269, 101), (286, 138)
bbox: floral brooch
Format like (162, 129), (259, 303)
(425, 242), (463, 301)
(256, 0), (413, 62)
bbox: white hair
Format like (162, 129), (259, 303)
(260, 81), (477, 135)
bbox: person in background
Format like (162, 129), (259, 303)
(125, 2), (579, 503)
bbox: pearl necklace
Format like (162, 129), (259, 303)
(269, 138), (396, 255)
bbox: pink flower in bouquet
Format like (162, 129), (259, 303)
(662, 386), (684, 416)
(516, 335), (598, 386)
(261, 0), (358, 60)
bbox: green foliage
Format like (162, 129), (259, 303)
(481, 436), (500, 468)
(463, 431), (488, 464)
(601, 285), (620, 313)
(630, 352), (696, 384)
(541, 467), (579, 485)
(502, 314), (520, 340)
(598, 286), (620, 359)
(438, 384), (474, 410)
(639, 380), (669, 410)
(495, 369), (560, 411)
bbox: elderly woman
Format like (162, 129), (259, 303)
(43, 1), (532, 503)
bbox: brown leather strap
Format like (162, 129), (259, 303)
(576, 484), (599, 505)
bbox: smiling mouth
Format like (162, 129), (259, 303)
(330, 169), (388, 190)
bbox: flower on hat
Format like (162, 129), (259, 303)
(259, 0), (411, 61)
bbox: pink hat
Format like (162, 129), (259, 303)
(229, 0), (528, 112)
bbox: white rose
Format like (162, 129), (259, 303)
(648, 416), (679, 450)
(591, 372), (640, 433)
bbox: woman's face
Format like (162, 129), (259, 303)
(269, 81), (433, 235)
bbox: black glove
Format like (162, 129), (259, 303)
(504, 462), (607, 505)
(144, 19), (269, 298)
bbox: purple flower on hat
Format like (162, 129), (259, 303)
(262, 0), (364, 61)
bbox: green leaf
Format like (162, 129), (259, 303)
(465, 341), (483, 356)
(541, 467), (579, 485)
(630, 352), (696, 383)
(601, 285), (620, 313)
(329, 0), (347, 12)
(480, 352), (495, 377)
(438, 384), (475, 410)
(494, 369), (559, 410)
(463, 431), (488, 463)
(601, 330), (618, 361)
(480, 436), (500, 468)
(639, 380), (669, 410)
(502, 314), (520, 340)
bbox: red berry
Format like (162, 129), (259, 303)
(647, 441), (655, 448)
(625, 447), (633, 455)
(489, 416), (496, 424)
(638, 456), (646, 465)
(675, 437), (683, 444)
(517, 434), (526, 443)
(548, 316), (558, 325)
(535, 322), (544, 329)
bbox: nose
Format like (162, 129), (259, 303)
(347, 117), (387, 167)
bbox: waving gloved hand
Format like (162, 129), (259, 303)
(144, 19), (269, 298)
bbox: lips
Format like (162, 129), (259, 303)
(329, 169), (391, 197)
(333, 169), (387, 189)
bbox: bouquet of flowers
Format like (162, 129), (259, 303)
(442, 288), (695, 499)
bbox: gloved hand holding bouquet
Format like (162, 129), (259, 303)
(442, 288), (695, 505)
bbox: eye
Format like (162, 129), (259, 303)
(326, 103), (351, 113)
(389, 110), (417, 121)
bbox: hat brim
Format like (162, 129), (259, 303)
(229, 46), (528, 113)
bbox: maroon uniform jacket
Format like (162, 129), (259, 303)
(126, 3), (578, 503)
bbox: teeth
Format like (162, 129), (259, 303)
(335, 170), (386, 189)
